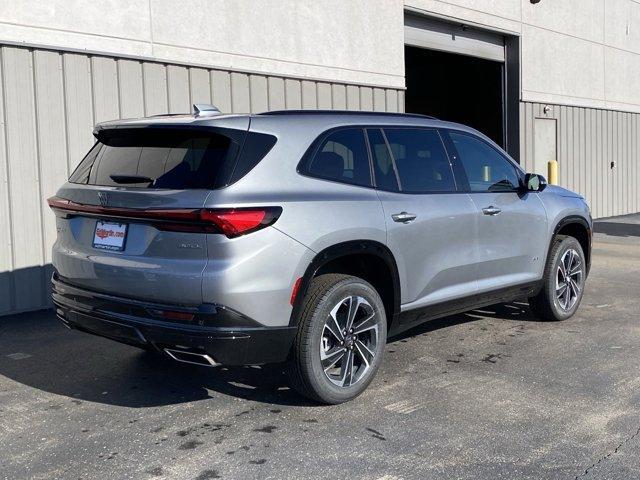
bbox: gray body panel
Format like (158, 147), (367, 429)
(52, 185), (211, 305)
(51, 111), (592, 331)
(538, 185), (593, 244)
(469, 191), (548, 293)
(201, 228), (313, 327)
(378, 191), (479, 310)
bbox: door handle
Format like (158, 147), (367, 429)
(392, 212), (417, 223)
(482, 206), (502, 216)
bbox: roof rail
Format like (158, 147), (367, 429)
(258, 110), (437, 120)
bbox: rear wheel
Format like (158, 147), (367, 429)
(529, 235), (586, 321)
(286, 274), (387, 404)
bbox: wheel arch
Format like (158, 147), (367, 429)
(289, 240), (401, 329)
(552, 215), (592, 274)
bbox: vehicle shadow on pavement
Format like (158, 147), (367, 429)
(0, 310), (313, 408)
(0, 301), (538, 408)
(388, 299), (538, 342)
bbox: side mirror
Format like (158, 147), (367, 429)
(524, 173), (547, 192)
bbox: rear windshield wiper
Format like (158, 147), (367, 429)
(109, 174), (153, 185)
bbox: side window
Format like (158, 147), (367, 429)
(383, 128), (456, 193)
(305, 128), (371, 187)
(69, 142), (102, 184)
(449, 131), (520, 192)
(367, 128), (399, 192)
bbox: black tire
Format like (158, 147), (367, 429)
(529, 235), (586, 321)
(286, 274), (387, 404)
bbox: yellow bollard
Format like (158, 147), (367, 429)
(482, 165), (491, 182)
(547, 160), (558, 185)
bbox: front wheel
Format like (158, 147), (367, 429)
(286, 274), (387, 404)
(529, 235), (586, 321)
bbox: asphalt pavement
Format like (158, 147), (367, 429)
(1, 214), (639, 480)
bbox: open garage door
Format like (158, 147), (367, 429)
(404, 13), (519, 158)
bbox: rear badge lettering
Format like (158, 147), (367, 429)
(178, 243), (202, 249)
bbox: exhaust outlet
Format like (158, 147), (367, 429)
(164, 348), (219, 367)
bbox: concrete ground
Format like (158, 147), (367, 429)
(1, 215), (639, 480)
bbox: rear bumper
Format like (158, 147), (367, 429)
(51, 274), (296, 366)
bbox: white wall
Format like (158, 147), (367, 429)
(405, 0), (640, 114)
(0, 0), (405, 89)
(404, 0), (522, 33)
(4, 0), (640, 112)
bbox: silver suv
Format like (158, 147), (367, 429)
(49, 107), (592, 404)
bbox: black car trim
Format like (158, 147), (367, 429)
(392, 281), (542, 337)
(52, 274), (296, 365)
(552, 214), (592, 274)
(259, 110), (436, 120)
(289, 240), (402, 328)
(553, 215), (591, 234)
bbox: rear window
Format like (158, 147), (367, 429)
(69, 128), (275, 189)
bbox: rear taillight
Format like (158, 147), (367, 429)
(47, 197), (281, 238)
(201, 209), (269, 238)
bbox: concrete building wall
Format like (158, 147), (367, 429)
(3, 0), (639, 109)
(0, 44), (404, 316)
(406, 0), (640, 113)
(0, 0), (405, 89)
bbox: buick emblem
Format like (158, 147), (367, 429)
(98, 192), (109, 207)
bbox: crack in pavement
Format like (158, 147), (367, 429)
(575, 425), (640, 479)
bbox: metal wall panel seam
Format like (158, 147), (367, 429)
(30, 48), (49, 308)
(0, 46), (16, 313)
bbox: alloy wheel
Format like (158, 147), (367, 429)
(556, 248), (583, 311)
(320, 295), (381, 388)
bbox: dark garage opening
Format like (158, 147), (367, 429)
(405, 45), (505, 147)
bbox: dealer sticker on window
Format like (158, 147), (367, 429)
(93, 221), (128, 251)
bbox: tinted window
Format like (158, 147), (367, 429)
(69, 142), (102, 184)
(367, 129), (399, 192)
(449, 131), (520, 192)
(306, 129), (371, 187)
(230, 133), (277, 184)
(383, 128), (455, 193)
(69, 129), (249, 189)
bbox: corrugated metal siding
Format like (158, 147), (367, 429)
(520, 102), (639, 220)
(0, 44), (405, 316)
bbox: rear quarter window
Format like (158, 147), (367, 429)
(300, 128), (372, 187)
